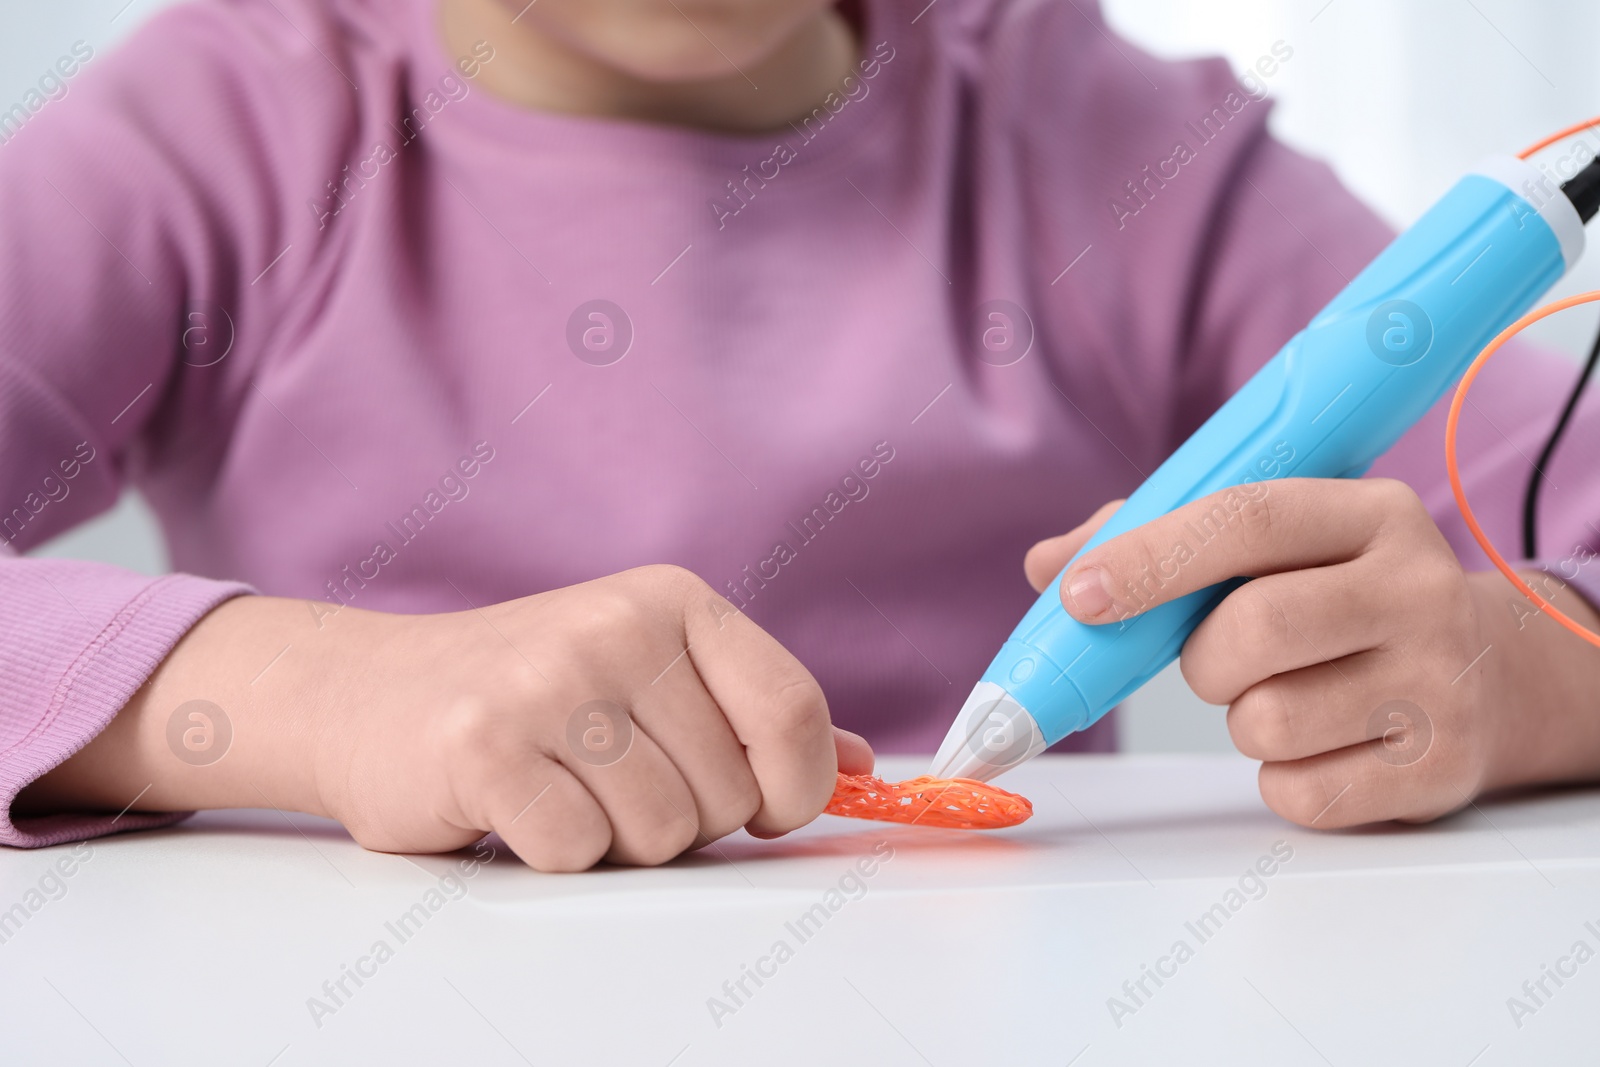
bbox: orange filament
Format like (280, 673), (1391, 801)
(1519, 115), (1600, 159)
(826, 772), (1033, 830)
(1446, 118), (1600, 648)
(1447, 290), (1600, 649)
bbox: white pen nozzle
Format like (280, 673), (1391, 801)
(928, 681), (1047, 782)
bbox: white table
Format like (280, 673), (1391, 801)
(2, 754), (1598, 1066)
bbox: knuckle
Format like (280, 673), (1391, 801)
(1182, 483), (1280, 563)
(574, 587), (654, 642)
(1391, 748), (1475, 822)
(1177, 649), (1227, 705)
(1367, 478), (1424, 526)
(1097, 537), (1169, 614)
(762, 672), (830, 742)
(1234, 586), (1297, 651)
(1232, 486), (1280, 551)
(1228, 686), (1295, 761)
(633, 563), (710, 600)
(699, 778), (763, 843)
(1257, 763), (1334, 827)
(512, 780), (615, 872)
(433, 695), (517, 773)
(758, 794), (825, 836)
(619, 806), (700, 866)
(531, 829), (612, 873)
(1415, 722), (1478, 788)
(1420, 553), (1466, 600)
(1387, 554), (1466, 625)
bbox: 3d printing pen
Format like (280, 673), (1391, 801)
(931, 152), (1600, 782)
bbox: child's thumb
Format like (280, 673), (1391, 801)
(833, 726), (874, 776)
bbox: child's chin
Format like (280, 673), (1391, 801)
(594, 11), (815, 85)
(608, 44), (770, 86)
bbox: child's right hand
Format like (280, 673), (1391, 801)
(21, 565), (873, 871)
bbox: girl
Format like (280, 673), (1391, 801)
(5, 0), (1600, 870)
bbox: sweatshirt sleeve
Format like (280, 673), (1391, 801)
(0, 0), (364, 846)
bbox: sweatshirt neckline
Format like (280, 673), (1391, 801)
(405, 0), (906, 173)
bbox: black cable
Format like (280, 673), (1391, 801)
(1523, 314), (1600, 559)
(1563, 156), (1600, 224)
(1518, 156), (1600, 559)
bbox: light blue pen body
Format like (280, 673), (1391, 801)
(930, 156), (1587, 781)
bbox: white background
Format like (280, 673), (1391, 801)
(4, 0), (1598, 752)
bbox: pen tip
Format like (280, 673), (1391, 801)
(929, 682), (1046, 782)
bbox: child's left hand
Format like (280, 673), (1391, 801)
(1022, 479), (1600, 828)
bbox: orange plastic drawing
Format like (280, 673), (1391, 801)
(826, 772), (1033, 830)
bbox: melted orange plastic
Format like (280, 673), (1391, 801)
(826, 772), (1033, 830)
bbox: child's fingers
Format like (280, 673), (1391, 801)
(1060, 479), (1415, 623)
(1180, 562), (1392, 705)
(833, 726), (874, 775)
(748, 727), (876, 841)
(1223, 651), (1402, 762)
(1022, 499), (1125, 592)
(627, 668), (763, 844)
(556, 720), (702, 867)
(485, 756), (612, 873)
(1257, 734), (1474, 829)
(682, 596), (836, 838)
